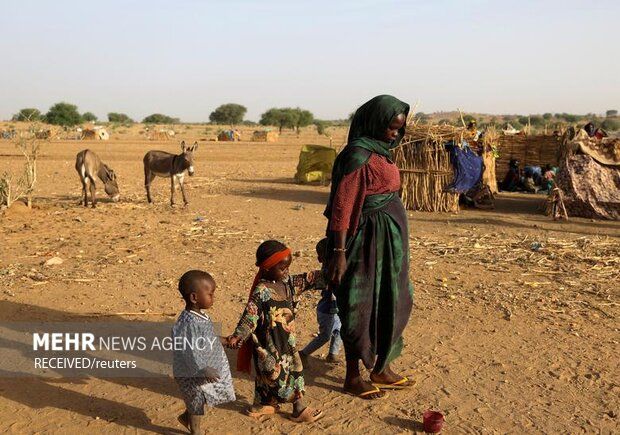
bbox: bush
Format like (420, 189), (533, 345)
(81, 112), (97, 122)
(143, 113), (179, 124)
(259, 107), (314, 133)
(606, 110), (618, 117)
(601, 118), (620, 131)
(209, 103), (247, 125)
(108, 112), (134, 124)
(12, 108), (42, 122)
(45, 102), (82, 126)
(542, 113), (553, 120)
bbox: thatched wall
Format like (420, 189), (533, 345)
(497, 134), (560, 180)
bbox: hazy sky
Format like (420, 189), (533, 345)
(0, 0), (617, 122)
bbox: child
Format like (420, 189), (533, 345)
(226, 240), (324, 423)
(299, 238), (342, 364)
(173, 270), (235, 434)
(543, 164), (555, 192)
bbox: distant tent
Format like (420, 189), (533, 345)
(294, 144), (336, 184)
(252, 130), (278, 142)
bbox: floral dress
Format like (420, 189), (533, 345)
(234, 271), (325, 405)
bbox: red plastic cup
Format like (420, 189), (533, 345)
(423, 410), (444, 433)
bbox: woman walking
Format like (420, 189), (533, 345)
(325, 94), (414, 399)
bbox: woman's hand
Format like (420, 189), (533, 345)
(328, 251), (347, 286)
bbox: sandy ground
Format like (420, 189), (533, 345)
(0, 131), (618, 434)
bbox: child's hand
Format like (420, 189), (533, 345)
(226, 335), (243, 349)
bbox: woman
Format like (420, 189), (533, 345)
(325, 95), (414, 400)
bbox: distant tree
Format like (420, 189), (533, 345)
(12, 108), (42, 122)
(517, 116), (529, 126)
(606, 109), (618, 117)
(438, 119), (452, 125)
(260, 108), (295, 133)
(529, 115), (544, 127)
(462, 114), (476, 126)
(314, 120), (328, 135)
(601, 118), (620, 131)
(542, 113), (553, 120)
(241, 120), (257, 126)
(81, 112), (97, 122)
(293, 108), (314, 132)
(108, 112), (134, 124)
(209, 103), (247, 126)
(416, 112), (430, 122)
(45, 102), (82, 126)
(143, 113), (179, 124)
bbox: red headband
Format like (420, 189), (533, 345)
(257, 248), (291, 270)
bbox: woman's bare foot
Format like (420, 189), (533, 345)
(343, 376), (386, 399)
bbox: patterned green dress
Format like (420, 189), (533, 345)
(234, 271), (325, 405)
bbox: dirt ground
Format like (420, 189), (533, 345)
(0, 130), (618, 434)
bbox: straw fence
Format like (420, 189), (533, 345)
(497, 134), (560, 180)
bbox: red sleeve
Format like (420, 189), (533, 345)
(329, 165), (367, 233)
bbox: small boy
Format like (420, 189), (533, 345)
(173, 270), (235, 434)
(299, 238), (342, 364)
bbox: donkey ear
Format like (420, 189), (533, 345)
(191, 141), (198, 151)
(181, 140), (186, 151)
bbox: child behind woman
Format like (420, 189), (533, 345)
(226, 240), (324, 423)
(299, 238), (342, 364)
(173, 270), (235, 434)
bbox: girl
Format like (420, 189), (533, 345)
(226, 240), (324, 423)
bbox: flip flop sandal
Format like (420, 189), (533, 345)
(246, 404), (280, 418)
(289, 407), (324, 423)
(372, 376), (414, 390)
(345, 386), (389, 400)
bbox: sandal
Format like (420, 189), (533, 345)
(372, 376), (414, 390)
(246, 404), (280, 418)
(344, 386), (388, 400)
(289, 406), (323, 423)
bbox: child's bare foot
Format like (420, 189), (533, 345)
(326, 353), (339, 364)
(343, 377), (386, 400)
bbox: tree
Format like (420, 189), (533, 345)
(209, 103), (247, 126)
(259, 108), (296, 133)
(542, 113), (553, 120)
(606, 110), (618, 117)
(293, 108), (314, 132)
(142, 113), (179, 124)
(45, 102), (82, 126)
(108, 112), (134, 124)
(314, 120), (328, 136)
(12, 108), (42, 122)
(81, 112), (97, 122)
(529, 115), (544, 127)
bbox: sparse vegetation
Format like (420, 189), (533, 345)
(107, 112), (134, 124)
(81, 112), (97, 122)
(12, 108), (42, 122)
(143, 113), (179, 124)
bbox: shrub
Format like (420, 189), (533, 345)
(45, 102), (82, 126)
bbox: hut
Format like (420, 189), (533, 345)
(496, 134), (560, 181)
(393, 122), (499, 212)
(252, 130), (279, 142)
(81, 126), (109, 140)
(554, 128), (620, 220)
(148, 129), (175, 141)
(217, 130), (241, 141)
(294, 144), (336, 184)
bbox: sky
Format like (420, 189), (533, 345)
(0, 0), (618, 122)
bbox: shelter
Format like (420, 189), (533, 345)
(217, 130), (241, 141)
(294, 144), (336, 184)
(81, 126), (109, 140)
(148, 129), (175, 141)
(554, 128), (620, 220)
(496, 134), (560, 181)
(252, 130), (278, 142)
(393, 123), (494, 212)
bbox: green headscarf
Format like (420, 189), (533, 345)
(325, 94), (409, 220)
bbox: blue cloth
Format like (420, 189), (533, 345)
(445, 141), (483, 193)
(301, 310), (342, 356)
(317, 289), (338, 314)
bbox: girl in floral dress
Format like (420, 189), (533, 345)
(226, 240), (324, 423)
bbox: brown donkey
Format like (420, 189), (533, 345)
(143, 141), (197, 206)
(75, 149), (120, 208)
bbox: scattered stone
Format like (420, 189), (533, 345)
(43, 257), (63, 267)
